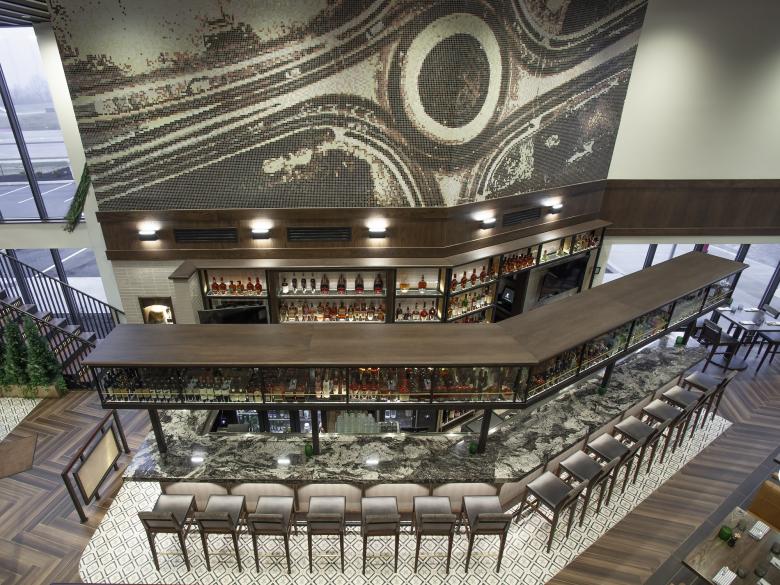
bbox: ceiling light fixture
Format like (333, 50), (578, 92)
(367, 218), (388, 238)
(138, 222), (160, 241)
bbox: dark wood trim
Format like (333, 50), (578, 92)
(602, 179), (780, 236)
(96, 182), (605, 261)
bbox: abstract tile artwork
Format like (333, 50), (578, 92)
(49, 0), (648, 210)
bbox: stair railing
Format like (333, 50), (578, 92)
(0, 251), (123, 338)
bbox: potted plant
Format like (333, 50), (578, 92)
(0, 319), (65, 398)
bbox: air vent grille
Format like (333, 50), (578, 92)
(173, 228), (238, 243)
(287, 227), (352, 242)
(502, 207), (542, 227)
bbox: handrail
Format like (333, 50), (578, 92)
(0, 297), (96, 388)
(61, 409), (130, 522)
(0, 251), (124, 338)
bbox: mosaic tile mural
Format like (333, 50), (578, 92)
(48, 0), (648, 210)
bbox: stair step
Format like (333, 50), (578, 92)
(80, 331), (97, 344)
(19, 304), (37, 314)
(49, 317), (67, 329)
(29, 310), (53, 322)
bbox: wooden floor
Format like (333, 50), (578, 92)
(0, 392), (149, 585)
(0, 356), (778, 585)
(549, 355), (780, 585)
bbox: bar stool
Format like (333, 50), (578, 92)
(585, 433), (630, 502)
(246, 496), (295, 574)
(559, 449), (622, 522)
(662, 385), (705, 438)
(755, 331), (780, 374)
(194, 494), (246, 571)
(699, 320), (747, 372)
(412, 495), (457, 573)
(641, 399), (683, 461)
(360, 496), (401, 574)
(513, 470), (589, 552)
(138, 494), (195, 571)
(613, 416), (656, 486)
(306, 495), (346, 573)
(460, 495), (512, 572)
(681, 370), (738, 425)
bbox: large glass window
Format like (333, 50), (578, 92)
(603, 244), (650, 283)
(651, 243), (696, 265)
(735, 245), (780, 308)
(0, 28), (74, 220)
(59, 248), (107, 302)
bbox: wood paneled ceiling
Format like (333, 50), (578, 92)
(0, 0), (49, 27)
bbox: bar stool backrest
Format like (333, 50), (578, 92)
(307, 513), (345, 534)
(472, 512), (512, 535)
(701, 320), (722, 345)
(419, 513), (457, 535)
(196, 511), (236, 531)
(594, 452), (622, 482)
(139, 511), (178, 532)
(247, 512), (285, 535)
(364, 513), (401, 536)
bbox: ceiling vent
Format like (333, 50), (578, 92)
(287, 227), (352, 242)
(173, 228), (238, 243)
(502, 207), (542, 228)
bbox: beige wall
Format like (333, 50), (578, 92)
(111, 261), (180, 323)
(609, 0), (780, 179)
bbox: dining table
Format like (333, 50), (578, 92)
(713, 306), (780, 355)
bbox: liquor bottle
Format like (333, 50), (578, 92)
(320, 274), (330, 294)
(404, 305), (412, 321)
(337, 274), (347, 294)
(418, 274), (427, 292)
(237, 280), (244, 294)
(355, 273), (364, 294)
(282, 275), (289, 294)
(219, 277), (227, 294)
(447, 303), (453, 319)
(246, 277), (254, 293)
(461, 294), (468, 314)
(211, 277), (219, 294)
(228, 280), (236, 295)
(280, 301), (289, 321)
(396, 303), (403, 321)
(337, 301), (347, 320)
(399, 276), (409, 292)
(450, 273), (458, 291)
(487, 259), (495, 279)
(479, 265), (486, 282)
(470, 268), (477, 286)
(347, 303), (354, 321)
(420, 302), (428, 320)
(413, 303), (420, 321)
(368, 301), (376, 321)
(377, 303), (385, 322)
(460, 271), (468, 289)
(310, 273), (316, 293)
(255, 277), (263, 294)
(292, 273), (298, 292)
(373, 273), (384, 294)
(430, 301), (437, 320)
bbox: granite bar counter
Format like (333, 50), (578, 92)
(124, 337), (706, 485)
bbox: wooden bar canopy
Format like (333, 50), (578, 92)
(85, 252), (746, 369)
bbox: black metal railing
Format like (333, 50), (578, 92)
(0, 297), (96, 388)
(0, 251), (123, 338)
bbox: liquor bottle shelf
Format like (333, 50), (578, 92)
(394, 288), (444, 297)
(447, 278), (496, 297)
(447, 304), (493, 322)
(206, 292), (268, 299)
(279, 318), (386, 324)
(498, 263), (536, 278)
(278, 289), (387, 299)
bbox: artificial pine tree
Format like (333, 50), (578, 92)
(1, 322), (28, 386)
(23, 318), (64, 389)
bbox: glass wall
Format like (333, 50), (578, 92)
(0, 28), (74, 220)
(651, 243), (696, 265)
(603, 244), (650, 283)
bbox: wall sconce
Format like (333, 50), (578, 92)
(479, 216), (497, 229)
(251, 221), (272, 239)
(367, 218), (388, 238)
(549, 203), (564, 214)
(138, 222), (159, 241)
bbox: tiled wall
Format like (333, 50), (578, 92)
(111, 261), (179, 323)
(50, 0), (647, 211)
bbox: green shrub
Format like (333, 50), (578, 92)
(2, 323), (28, 386)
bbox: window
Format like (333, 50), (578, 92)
(59, 248), (107, 302)
(651, 243), (696, 265)
(603, 244), (650, 283)
(735, 244), (780, 308)
(0, 28), (74, 220)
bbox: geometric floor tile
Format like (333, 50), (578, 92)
(0, 397), (40, 442)
(80, 416), (731, 585)
(0, 433), (37, 478)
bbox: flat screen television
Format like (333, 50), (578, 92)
(198, 305), (267, 324)
(538, 257), (587, 301)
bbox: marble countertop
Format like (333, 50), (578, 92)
(124, 337), (706, 485)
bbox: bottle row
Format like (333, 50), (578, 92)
(394, 301), (440, 322)
(209, 276), (265, 296)
(280, 273), (385, 296)
(280, 300), (387, 323)
(446, 289), (493, 319)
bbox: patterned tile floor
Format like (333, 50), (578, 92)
(0, 397), (40, 442)
(81, 416), (731, 585)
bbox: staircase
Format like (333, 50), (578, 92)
(0, 252), (125, 390)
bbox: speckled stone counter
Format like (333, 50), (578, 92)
(124, 338), (706, 485)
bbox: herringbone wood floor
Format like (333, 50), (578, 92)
(0, 392), (149, 585)
(0, 357), (778, 585)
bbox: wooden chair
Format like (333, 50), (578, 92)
(612, 416), (657, 487)
(246, 496), (295, 574)
(559, 449), (622, 523)
(306, 495), (346, 573)
(460, 495), (512, 573)
(681, 370), (738, 426)
(755, 331), (780, 374)
(513, 471), (589, 552)
(194, 494), (246, 571)
(585, 433), (630, 502)
(360, 496), (401, 574)
(699, 320), (746, 372)
(412, 496), (457, 573)
(138, 494), (195, 571)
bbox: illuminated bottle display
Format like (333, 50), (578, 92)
(337, 274), (347, 294)
(320, 274), (329, 294)
(211, 277), (219, 294)
(355, 273), (364, 294)
(373, 273), (384, 294)
(281, 276), (289, 294)
(418, 274), (427, 291)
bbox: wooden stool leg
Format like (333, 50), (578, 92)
(284, 535), (291, 574)
(251, 534), (259, 572)
(414, 533), (421, 572)
(622, 459), (632, 493)
(340, 531), (345, 573)
(565, 503), (577, 538)
(465, 533), (475, 573)
(146, 532), (160, 571)
(177, 531), (190, 571)
(513, 490), (529, 522)
(579, 488), (590, 525)
(394, 532), (399, 573)
(201, 532), (211, 571)
(362, 535), (367, 575)
(596, 479), (607, 513)
(496, 533), (507, 573)
(446, 533), (453, 574)
(307, 532), (313, 573)
(547, 510), (559, 553)
(606, 470), (618, 505)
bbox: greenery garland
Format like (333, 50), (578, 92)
(63, 163), (90, 232)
